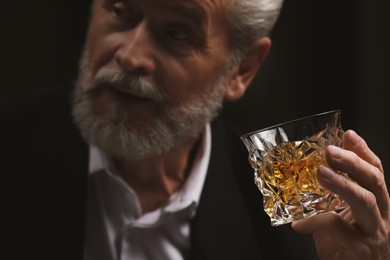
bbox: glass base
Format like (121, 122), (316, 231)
(264, 191), (348, 227)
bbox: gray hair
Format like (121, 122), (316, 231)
(227, 0), (284, 60)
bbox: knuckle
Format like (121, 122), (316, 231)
(373, 171), (386, 189)
(376, 157), (385, 173)
(361, 190), (377, 210)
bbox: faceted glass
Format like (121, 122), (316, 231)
(240, 110), (348, 226)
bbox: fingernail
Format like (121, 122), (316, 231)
(327, 145), (343, 159)
(317, 165), (335, 181)
(345, 129), (360, 145)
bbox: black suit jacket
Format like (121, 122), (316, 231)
(2, 84), (317, 259)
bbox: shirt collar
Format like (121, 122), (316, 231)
(88, 123), (212, 215)
(165, 124), (211, 212)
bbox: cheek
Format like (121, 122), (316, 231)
(158, 57), (223, 103)
(86, 25), (119, 75)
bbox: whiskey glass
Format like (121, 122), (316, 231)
(240, 110), (348, 226)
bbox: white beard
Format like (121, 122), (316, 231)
(71, 49), (231, 161)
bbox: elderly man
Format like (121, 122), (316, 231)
(3, 0), (389, 259)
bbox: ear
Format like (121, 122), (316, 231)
(224, 37), (271, 101)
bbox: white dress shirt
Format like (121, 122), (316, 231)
(83, 125), (211, 260)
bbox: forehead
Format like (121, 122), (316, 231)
(161, 0), (230, 25)
(135, 0), (230, 10)
(100, 0), (231, 25)
(154, 0), (231, 12)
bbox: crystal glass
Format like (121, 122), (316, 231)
(240, 110), (348, 226)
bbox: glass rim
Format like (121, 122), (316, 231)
(240, 109), (341, 140)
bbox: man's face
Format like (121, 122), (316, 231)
(72, 0), (235, 160)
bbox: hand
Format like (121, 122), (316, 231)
(292, 130), (390, 260)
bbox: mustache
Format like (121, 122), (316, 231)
(93, 67), (165, 101)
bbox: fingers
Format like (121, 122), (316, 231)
(317, 165), (381, 234)
(338, 207), (354, 222)
(343, 130), (384, 174)
(325, 133), (390, 219)
(292, 130), (390, 259)
(326, 146), (386, 194)
(292, 213), (366, 259)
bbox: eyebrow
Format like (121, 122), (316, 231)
(163, 4), (206, 27)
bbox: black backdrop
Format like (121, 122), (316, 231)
(1, 1), (389, 175)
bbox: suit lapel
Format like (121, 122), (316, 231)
(189, 120), (264, 260)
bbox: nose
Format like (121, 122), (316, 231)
(114, 23), (156, 75)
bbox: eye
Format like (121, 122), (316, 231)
(158, 23), (205, 52)
(164, 28), (190, 41)
(162, 23), (196, 43)
(111, 1), (139, 21)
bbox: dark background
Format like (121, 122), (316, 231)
(1, 1), (389, 173)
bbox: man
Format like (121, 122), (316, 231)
(3, 0), (389, 260)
